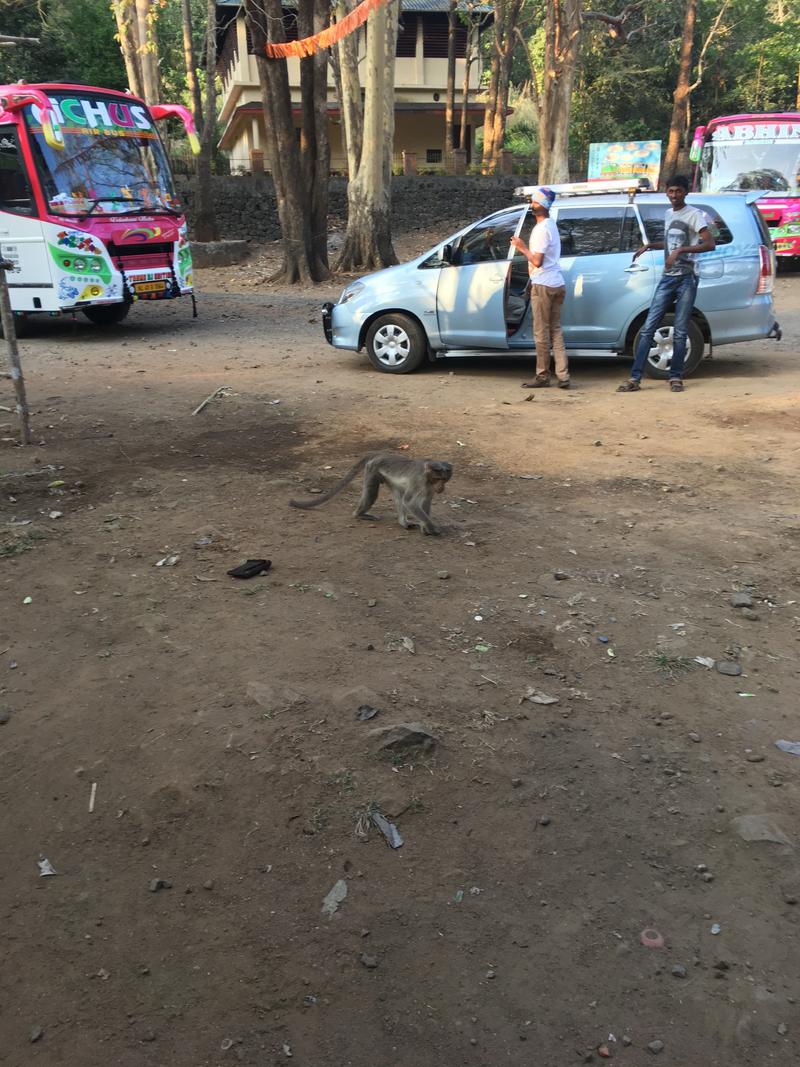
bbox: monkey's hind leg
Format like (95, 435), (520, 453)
(354, 465), (382, 521)
(391, 487), (416, 529)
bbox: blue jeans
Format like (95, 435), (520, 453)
(630, 272), (699, 381)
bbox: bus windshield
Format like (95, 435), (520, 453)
(700, 139), (800, 197)
(24, 90), (181, 217)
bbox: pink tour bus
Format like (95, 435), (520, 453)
(690, 112), (800, 260)
(0, 83), (199, 331)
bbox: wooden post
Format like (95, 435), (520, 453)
(0, 261), (31, 446)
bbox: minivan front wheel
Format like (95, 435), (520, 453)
(365, 313), (426, 373)
(634, 313), (705, 379)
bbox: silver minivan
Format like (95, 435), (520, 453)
(322, 183), (781, 376)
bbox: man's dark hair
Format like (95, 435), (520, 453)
(665, 174), (690, 191)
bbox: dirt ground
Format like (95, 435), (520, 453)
(2, 233), (800, 1067)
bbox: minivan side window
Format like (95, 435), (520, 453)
(0, 127), (34, 216)
(555, 207), (641, 256)
(638, 202), (733, 245)
(454, 209), (522, 266)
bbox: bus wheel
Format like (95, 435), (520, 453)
(83, 301), (131, 327)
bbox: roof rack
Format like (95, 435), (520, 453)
(514, 178), (654, 203)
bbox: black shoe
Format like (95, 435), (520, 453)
(557, 379), (570, 389)
(522, 377), (550, 389)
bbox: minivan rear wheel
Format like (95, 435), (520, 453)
(365, 313), (426, 374)
(634, 313), (705, 379)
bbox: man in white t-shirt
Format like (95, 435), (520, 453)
(617, 174), (715, 393)
(510, 186), (569, 389)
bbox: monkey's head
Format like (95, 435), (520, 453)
(426, 460), (453, 493)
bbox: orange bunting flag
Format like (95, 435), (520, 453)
(264, 0), (388, 58)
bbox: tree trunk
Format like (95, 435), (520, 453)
(481, 33), (500, 173)
(488, 1), (520, 173)
(336, 0), (400, 272)
(194, 0), (219, 242)
(481, 0), (520, 174)
(334, 0), (363, 179)
(112, 0), (145, 99)
(180, 0), (203, 128)
(445, 0), (457, 158)
(538, 0), (582, 183)
(298, 0), (331, 272)
(134, 0), (160, 104)
(459, 26), (475, 152)
(243, 0), (326, 283)
(662, 0), (697, 183)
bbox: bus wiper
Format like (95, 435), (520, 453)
(75, 196), (147, 219)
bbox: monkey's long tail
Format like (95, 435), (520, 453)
(289, 454), (372, 510)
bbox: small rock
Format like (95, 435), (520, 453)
(621, 1035), (632, 1047)
(359, 953), (378, 969)
(367, 598), (377, 607)
(746, 753), (765, 763)
(321, 878), (348, 919)
(732, 813), (795, 845)
(730, 591), (753, 608)
(0, 707), (10, 725)
(553, 570), (569, 581)
(688, 732), (701, 743)
(593, 440), (603, 447)
(369, 723), (439, 758)
(778, 1023), (789, 1036)
(141, 1030), (157, 1043)
(356, 704), (380, 721)
(742, 609), (760, 621)
(486, 969), (496, 979)
(671, 964), (687, 978)
(701, 871), (714, 883)
(538, 815), (552, 826)
(647, 1039), (665, 1054)
(783, 892), (798, 905)
(437, 571), (450, 580)
(148, 878), (171, 893)
(511, 777), (522, 788)
(716, 660), (742, 677)
(30, 1026), (43, 1043)
(202, 880), (214, 891)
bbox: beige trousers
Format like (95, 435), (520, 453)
(531, 284), (568, 381)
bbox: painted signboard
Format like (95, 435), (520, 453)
(587, 140), (662, 186)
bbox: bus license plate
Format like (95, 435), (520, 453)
(134, 281), (168, 293)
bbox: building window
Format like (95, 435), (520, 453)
(422, 13), (467, 59)
(396, 13), (417, 57)
(426, 149), (443, 164)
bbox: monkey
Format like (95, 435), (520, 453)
(290, 452), (453, 536)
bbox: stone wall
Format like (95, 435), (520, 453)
(175, 174), (539, 243)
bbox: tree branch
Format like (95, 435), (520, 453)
(688, 1), (729, 93)
(0, 34), (41, 45)
(513, 25), (541, 121)
(582, 1), (645, 44)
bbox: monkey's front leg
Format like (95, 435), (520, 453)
(404, 497), (441, 535)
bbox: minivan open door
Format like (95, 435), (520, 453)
(436, 207), (525, 348)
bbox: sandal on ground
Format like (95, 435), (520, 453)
(669, 379), (684, 392)
(616, 379), (641, 393)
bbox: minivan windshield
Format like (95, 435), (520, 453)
(25, 91), (180, 217)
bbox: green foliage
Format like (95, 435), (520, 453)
(505, 92), (538, 163)
(507, 0), (800, 178)
(0, 0), (126, 89)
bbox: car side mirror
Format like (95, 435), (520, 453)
(441, 243), (453, 264)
